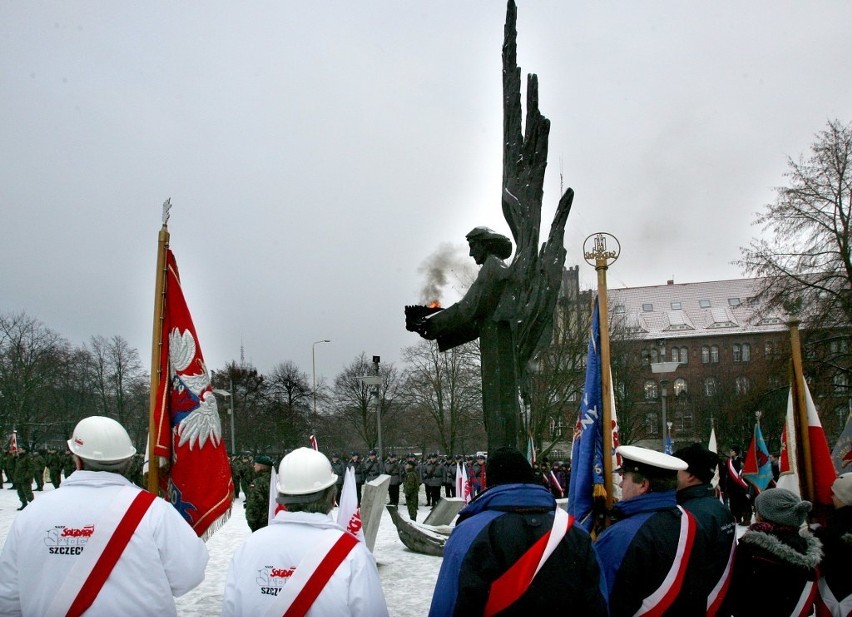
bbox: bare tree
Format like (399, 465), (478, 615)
(266, 361), (311, 449)
(330, 353), (403, 451)
(87, 334), (144, 425)
(0, 312), (70, 446)
(400, 340), (482, 455)
(738, 119), (852, 330)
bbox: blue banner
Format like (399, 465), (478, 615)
(568, 296), (604, 532)
(743, 422), (773, 491)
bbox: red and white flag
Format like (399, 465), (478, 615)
(9, 430), (18, 454)
(151, 249), (234, 539)
(456, 462), (471, 503)
(779, 380), (838, 505)
(336, 466), (365, 543)
(309, 435), (318, 451)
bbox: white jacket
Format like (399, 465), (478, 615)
(222, 510), (389, 617)
(0, 470), (209, 616)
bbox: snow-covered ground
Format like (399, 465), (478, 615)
(0, 480), (441, 616)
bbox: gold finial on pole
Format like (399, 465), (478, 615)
(583, 232), (620, 518)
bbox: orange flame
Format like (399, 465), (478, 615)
(428, 300), (441, 309)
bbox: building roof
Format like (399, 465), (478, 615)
(608, 277), (788, 341)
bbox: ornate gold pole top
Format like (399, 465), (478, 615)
(583, 232), (620, 270)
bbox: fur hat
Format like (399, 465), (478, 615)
(755, 488), (812, 527)
(831, 473), (852, 507)
(673, 443), (719, 484)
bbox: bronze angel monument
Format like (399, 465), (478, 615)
(408, 0), (573, 453)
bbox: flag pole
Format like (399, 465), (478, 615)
(788, 319), (814, 502)
(147, 199), (171, 495)
(583, 232), (620, 517)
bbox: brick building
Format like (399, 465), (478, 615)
(548, 273), (850, 456)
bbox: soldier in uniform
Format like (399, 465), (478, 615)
(61, 449), (75, 479)
(238, 452), (255, 500)
(403, 460), (421, 521)
(46, 447), (63, 488)
(13, 447), (35, 510)
(471, 454), (487, 496)
(229, 455), (240, 498)
(442, 456), (455, 498)
(31, 449), (46, 491)
(384, 452), (402, 506)
(245, 454), (274, 532)
(348, 452), (365, 504)
(329, 453), (346, 502)
(421, 452), (443, 508)
(363, 449), (384, 484)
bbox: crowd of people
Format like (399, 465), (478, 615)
(0, 415), (850, 616)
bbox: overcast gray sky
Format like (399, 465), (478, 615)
(2, 2), (850, 381)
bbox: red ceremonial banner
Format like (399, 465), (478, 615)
(152, 249), (233, 538)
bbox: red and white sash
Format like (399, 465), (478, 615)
(791, 579), (818, 617)
(634, 506), (698, 617)
(262, 529), (359, 617)
(726, 459), (748, 491)
(46, 486), (156, 617)
(706, 533), (737, 616)
(483, 507), (574, 617)
(816, 576), (852, 617)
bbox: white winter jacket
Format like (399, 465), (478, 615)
(0, 470), (208, 616)
(222, 510), (389, 617)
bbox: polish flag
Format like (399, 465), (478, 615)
(456, 463), (471, 504)
(336, 467), (365, 543)
(779, 380), (838, 505)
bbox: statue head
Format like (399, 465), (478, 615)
(465, 227), (512, 264)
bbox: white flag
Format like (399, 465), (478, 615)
(336, 467), (365, 543)
(708, 426), (719, 489)
(456, 463), (471, 503)
(268, 466), (279, 525)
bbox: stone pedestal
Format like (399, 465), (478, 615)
(361, 474), (390, 552)
(423, 497), (466, 526)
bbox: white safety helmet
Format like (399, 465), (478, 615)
(67, 416), (136, 462)
(276, 447), (337, 497)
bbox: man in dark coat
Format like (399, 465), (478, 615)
(815, 472), (852, 615)
(428, 447), (607, 616)
(12, 448), (35, 510)
(674, 443), (737, 615)
(384, 452), (402, 506)
(329, 453), (346, 502)
(595, 445), (707, 617)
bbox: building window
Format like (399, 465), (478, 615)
(704, 377), (718, 397)
(646, 412), (659, 436)
(641, 350), (650, 367)
(671, 302), (682, 310)
(642, 303), (654, 312)
(680, 346), (688, 365)
(644, 380), (659, 400)
(673, 378), (688, 397)
(649, 349), (659, 364)
(733, 344), (741, 362)
(673, 410), (694, 433)
(613, 304), (625, 314)
(699, 299), (711, 308)
(729, 298), (742, 307)
(735, 376), (751, 395)
(765, 341), (780, 358)
(702, 346), (710, 364)
(710, 345), (719, 363)
(742, 343), (750, 362)
(833, 373), (848, 394)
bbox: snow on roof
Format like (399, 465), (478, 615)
(608, 277), (788, 341)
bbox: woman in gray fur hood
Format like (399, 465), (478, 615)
(729, 488), (823, 616)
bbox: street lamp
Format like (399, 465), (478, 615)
(357, 356), (382, 458)
(213, 382), (236, 454)
(312, 339), (331, 416)
(651, 361), (679, 450)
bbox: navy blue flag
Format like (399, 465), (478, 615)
(568, 296), (605, 532)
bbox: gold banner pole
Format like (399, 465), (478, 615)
(788, 320), (814, 502)
(584, 233), (620, 522)
(147, 200), (171, 495)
